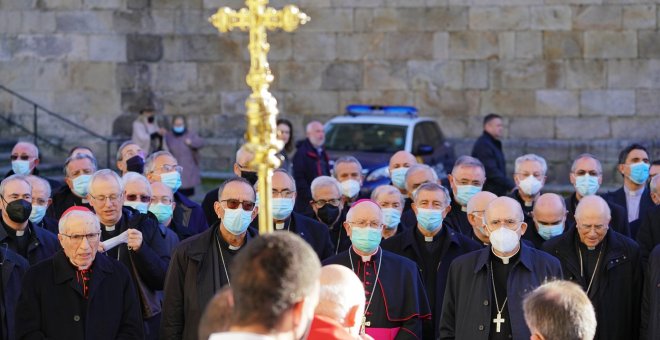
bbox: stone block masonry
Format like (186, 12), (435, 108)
(0, 0), (659, 186)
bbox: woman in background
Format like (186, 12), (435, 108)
(164, 115), (205, 197)
(276, 118), (294, 173)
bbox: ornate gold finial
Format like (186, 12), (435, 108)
(209, 1), (309, 234)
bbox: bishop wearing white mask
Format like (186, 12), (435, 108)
(439, 196), (563, 340)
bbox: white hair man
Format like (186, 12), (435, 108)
(508, 154), (547, 232)
(446, 156), (487, 237)
(310, 175), (348, 254)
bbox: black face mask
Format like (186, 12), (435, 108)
(316, 204), (340, 226)
(2, 196), (32, 224)
(147, 116), (155, 123)
(125, 155), (145, 174)
(241, 171), (258, 186)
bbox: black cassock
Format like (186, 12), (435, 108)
(323, 247), (431, 339)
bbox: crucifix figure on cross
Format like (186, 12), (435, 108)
(208, 1), (309, 234)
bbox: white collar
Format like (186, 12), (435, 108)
(275, 222), (285, 230)
(491, 246), (520, 265)
(104, 225), (116, 232)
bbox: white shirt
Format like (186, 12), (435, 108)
(209, 332), (275, 340)
(624, 185), (644, 222)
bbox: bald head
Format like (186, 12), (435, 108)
(533, 193), (566, 216)
(316, 265), (365, 334)
(389, 151), (417, 170)
(467, 191), (497, 214)
(346, 200), (382, 223)
(485, 196), (525, 224)
(12, 142), (38, 159)
(575, 195), (611, 221)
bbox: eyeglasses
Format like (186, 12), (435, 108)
(32, 198), (48, 206)
(487, 219), (521, 230)
(154, 164), (183, 174)
(151, 196), (173, 205)
(89, 193), (122, 204)
(221, 199), (255, 211)
(61, 232), (101, 243)
(573, 170), (599, 176)
(348, 220), (382, 229)
(273, 189), (295, 198)
(125, 194), (151, 203)
(577, 224), (608, 233)
(312, 198), (341, 207)
(515, 172), (544, 180)
(10, 154), (31, 161)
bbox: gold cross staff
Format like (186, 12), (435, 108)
(209, 1), (309, 234)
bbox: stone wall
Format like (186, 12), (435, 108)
(0, 0), (659, 184)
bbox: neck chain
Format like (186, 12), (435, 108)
(490, 261), (508, 333)
(215, 233), (231, 287)
(578, 246), (603, 295)
(349, 247), (382, 334)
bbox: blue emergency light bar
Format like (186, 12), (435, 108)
(345, 104), (418, 118)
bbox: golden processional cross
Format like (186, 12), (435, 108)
(209, 1), (309, 234)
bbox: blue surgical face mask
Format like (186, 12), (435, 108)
(149, 203), (174, 224)
(160, 171), (182, 193)
(222, 207), (253, 235)
(173, 126), (185, 134)
(29, 204), (47, 224)
(72, 174), (92, 197)
(455, 184), (482, 206)
(390, 167), (408, 190)
(272, 198), (294, 220)
(350, 226), (382, 253)
(628, 162), (650, 185)
(124, 201), (149, 214)
(12, 160), (31, 175)
(575, 175), (600, 197)
(537, 222), (564, 241)
(382, 208), (402, 229)
(416, 208), (444, 233)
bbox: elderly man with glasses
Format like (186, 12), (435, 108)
(15, 207), (144, 339)
(323, 199), (431, 339)
(161, 177), (259, 340)
(439, 196), (562, 340)
(308, 176), (351, 254)
(88, 169), (171, 340)
(542, 195), (642, 340)
(145, 151), (208, 237)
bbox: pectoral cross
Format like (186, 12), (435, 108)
(360, 315), (370, 334)
(493, 312), (505, 333)
(208, 1), (309, 235)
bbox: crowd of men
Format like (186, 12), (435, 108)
(0, 113), (659, 340)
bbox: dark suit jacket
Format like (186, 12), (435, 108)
(15, 251), (144, 340)
(201, 187), (220, 226)
(1, 247), (29, 340)
(542, 228), (642, 340)
(641, 244), (660, 340)
(45, 185), (92, 221)
(292, 138), (330, 215)
(471, 132), (514, 196)
(0, 219), (59, 265)
(602, 186), (654, 239)
(172, 191), (208, 238)
(636, 204), (660, 264)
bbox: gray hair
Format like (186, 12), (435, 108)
(217, 177), (256, 202)
(58, 209), (100, 234)
(122, 172), (152, 196)
(235, 145), (254, 165)
(651, 174), (660, 194)
(63, 153), (98, 177)
(0, 174), (31, 197)
(570, 153), (603, 174)
(88, 169), (124, 196)
(315, 266), (365, 322)
(412, 182), (451, 207)
(144, 151), (175, 174)
(514, 154), (548, 175)
(310, 176), (342, 200)
(452, 155), (485, 175)
(116, 141), (140, 162)
(404, 164), (438, 192)
(26, 175), (51, 198)
(371, 185), (404, 205)
(523, 280), (597, 340)
(333, 156), (363, 178)
(273, 168), (297, 192)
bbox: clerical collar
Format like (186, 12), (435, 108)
(416, 226), (443, 243)
(104, 225), (116, 232)
(275, 222), (285, 230)
(524, 200), (533, 207)
(491, 246), (520, 265)
(2, 222), (29, 238)
(354, 247), (378, 262)
(461, 205), (467, 212)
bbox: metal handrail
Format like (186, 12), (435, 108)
(0, 85), (120, 168)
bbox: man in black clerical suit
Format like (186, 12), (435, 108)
(46, 153), (96, 220)
(445, 156), (487, 237)
(323, 200), (431, 339)
(440, 197), (562, 340)
(543, 195), (642, 340)
(161, 177), (258, 340)
(400, 164), (440, 230)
